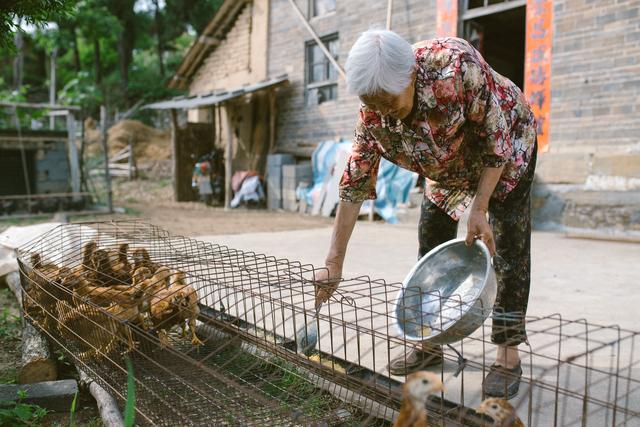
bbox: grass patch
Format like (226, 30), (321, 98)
(0, 390), (48, 427)
(122, 206), (141, 216)
(0, 306), (21, 342)
(0, 367), (17, 385)
(85, 417), (103, 427)
(207, 346), (347, 421)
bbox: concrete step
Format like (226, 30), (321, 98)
(533, 184), (640, 238)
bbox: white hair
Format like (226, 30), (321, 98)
(345, 30), (416, 96)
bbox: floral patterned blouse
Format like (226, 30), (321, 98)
(339, 37), (537, 220)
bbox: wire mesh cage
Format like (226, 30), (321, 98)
(15, 220), (640, 426)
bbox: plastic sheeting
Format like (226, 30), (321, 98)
(231, 175), (266, 208)
(297, 140), (418, 223)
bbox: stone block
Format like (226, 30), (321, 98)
(592, 154), (640, 178)
(282, 163), (313, 212)
(535, 152), (591, 184)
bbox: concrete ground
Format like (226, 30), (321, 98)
(199, 221), (640, 330)
(197, 220), (640, 425)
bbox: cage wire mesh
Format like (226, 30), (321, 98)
(15, 220), (640, 426)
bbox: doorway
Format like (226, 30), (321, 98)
(461, 0), (527, 90)
(0, 149), (35, 196)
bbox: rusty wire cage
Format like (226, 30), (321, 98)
(15, 220), (640, 426)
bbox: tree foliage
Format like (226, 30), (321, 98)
(0, 1), (75, 50)
(0, 0), (224, 117)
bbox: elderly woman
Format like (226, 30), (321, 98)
(314, 30), (537, 399)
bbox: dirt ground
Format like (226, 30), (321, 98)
(0, 166), (335, 237)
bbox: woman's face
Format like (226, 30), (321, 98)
(360, 69), (416, 120)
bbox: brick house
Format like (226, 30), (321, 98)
(168, 0), (639, 232)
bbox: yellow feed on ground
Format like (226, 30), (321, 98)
(308, 354), (346, 374)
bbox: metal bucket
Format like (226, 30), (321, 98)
(393, 238), (497, 345)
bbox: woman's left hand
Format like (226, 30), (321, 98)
(465, 207), (496, 256)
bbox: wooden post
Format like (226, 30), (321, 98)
(170, 109), (180, 202)
(6, 271), (123, 426)
(79, 114), (86, 191)
(49, 48), (58, 130)
(268, 89), (277, 154)
(127, 135), (135, 180)
(224, 105), (233, 210)
(386, 0), (394, 29)
(66, 113), (81, 201)
(100, 106), (113, 212)
(210, 105), (216, 151)
(5, 272), (58, 384)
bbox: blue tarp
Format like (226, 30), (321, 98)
(298, 140), (417, 223)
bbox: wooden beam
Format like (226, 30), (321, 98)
(286, 0), (346, 80)
(460, 0), (526, 20)
(0, 101), (80, 111)
(0, 192), (90, 201)
(0, 380), (77, 412)
(170, 109), (180, 202)
(224, 105), (233, 210)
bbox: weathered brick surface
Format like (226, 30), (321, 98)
(551, 0), (640, 156)
(536, 152), (592, 184)
(188, 0), (640, 190)
(267, 0), (437, 156)
(190, 4), (254, 94)
(592, 154), (640, 178)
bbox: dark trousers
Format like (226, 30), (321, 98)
(418, 147), (537, 345)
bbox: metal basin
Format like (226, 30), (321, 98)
(393, 238), (497, 345)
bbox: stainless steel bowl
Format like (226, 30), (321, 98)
(393, 238), (497, 344)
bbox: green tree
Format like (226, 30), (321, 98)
(0, 1), (75, 50)
(1, 0), (226, 116)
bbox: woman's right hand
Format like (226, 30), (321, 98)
(313, 261), (343, 308)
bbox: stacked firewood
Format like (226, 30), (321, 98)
(24, 242), (202, 361)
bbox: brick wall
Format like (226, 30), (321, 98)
(540, 0), (640, 184)
(551, 0), (640, 155)
(190, 3), (254, 95)
(268, 0), (437, 157)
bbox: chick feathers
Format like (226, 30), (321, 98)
(476, 398), (524, 427)
(393, 371), (443, 427)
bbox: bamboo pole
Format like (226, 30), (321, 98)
(285, 0), (345, 80)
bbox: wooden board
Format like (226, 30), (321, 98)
(0, 379), (78, 412)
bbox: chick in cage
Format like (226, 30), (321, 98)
(23, 240), (204, 360)
(393, 371), (443, 427)
(476, 397), (523, 427)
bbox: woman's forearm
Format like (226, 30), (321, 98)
(472, 165), (505, 211)
(326, 201), (363, 266)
